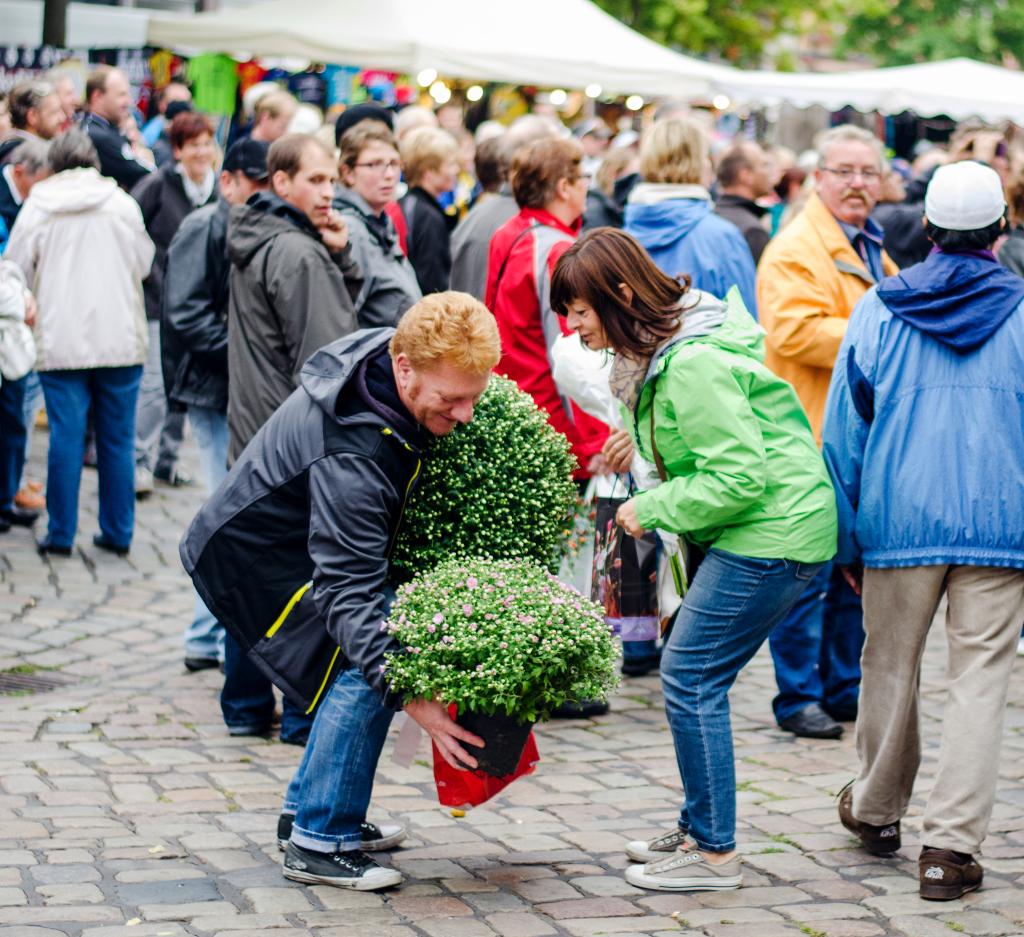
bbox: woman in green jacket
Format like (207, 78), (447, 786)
(551, 228), (837, 893)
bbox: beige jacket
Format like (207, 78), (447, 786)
(6, 167), (154, 371)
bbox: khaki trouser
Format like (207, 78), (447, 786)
(851, 564), (1024, 855)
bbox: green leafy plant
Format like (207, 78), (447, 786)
(390, 376), (577, 581)
(383, 557), (618, 723)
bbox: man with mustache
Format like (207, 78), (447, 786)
(756, 125), (898, 740)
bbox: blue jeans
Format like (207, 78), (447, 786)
(662, 548), (824, 852)
(183, 405), (228, 661)
(768, 562), (864, 723)
(0, 374), (28, 512)
(38, 367), (142, 548)
(221, 635), (313, 741)
(283, 666), (395, 852)
(21, 370), (43, 484)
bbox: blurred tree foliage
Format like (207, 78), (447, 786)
(593, 0), (1023, 68)
(837, 0), (1024, 66)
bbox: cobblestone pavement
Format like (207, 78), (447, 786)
(1, 431), (1023, 937)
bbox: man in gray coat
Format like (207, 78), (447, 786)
(226, 132), (361, 463)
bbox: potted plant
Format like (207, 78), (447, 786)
(390, 375), (578, 581)
(383, 556), (618, 776)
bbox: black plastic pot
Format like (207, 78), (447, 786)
(456, 707), (534, 778)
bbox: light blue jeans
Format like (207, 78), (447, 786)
(283, 666), (395, 852)
(662, 548), (825, 852)
(183, 405), (228, 660)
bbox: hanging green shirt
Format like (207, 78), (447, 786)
(187, 53), (239, 116)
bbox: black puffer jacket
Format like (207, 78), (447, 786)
(180, 329), (424, 713)
(161, 198), (230, 411)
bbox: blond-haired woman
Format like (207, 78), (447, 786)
(625, 119), (757, 317)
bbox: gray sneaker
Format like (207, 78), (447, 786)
(625, 827), (691, 863)
(625, 849), (742, 891)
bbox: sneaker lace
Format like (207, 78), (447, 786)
(333, 849), (375, 874)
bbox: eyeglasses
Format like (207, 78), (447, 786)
(820, 166), (882, 182)
(354, 159), (401, 173)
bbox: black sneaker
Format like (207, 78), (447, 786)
(277, 814), (406, 853)
(282, 842), (402, 890)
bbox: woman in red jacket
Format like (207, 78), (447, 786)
(485, 137), (609, 478)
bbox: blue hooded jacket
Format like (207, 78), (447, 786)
(625, 190), (758, 318)
(822, 249), (1024, 569)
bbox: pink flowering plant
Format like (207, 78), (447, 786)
(390, 376), (578, 581)
(383, 557), (618, 723)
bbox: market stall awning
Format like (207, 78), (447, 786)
(2, 0), (151, 48)
(147, 0), (717, 99)
(711, 58), (1024, 125)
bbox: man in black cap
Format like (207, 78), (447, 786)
(162, 137), (312, 741)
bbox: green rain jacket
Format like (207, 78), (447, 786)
(630, 291), (837, 563)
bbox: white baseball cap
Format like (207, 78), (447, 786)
(924, 160), (1006, 231)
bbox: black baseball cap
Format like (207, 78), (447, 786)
(164, 99), (194, 121)
(223, 138), (269, 181)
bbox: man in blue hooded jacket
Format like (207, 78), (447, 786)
(823, 160), (1024, 903)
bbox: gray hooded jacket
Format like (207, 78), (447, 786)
(180, 328), (424, 713)
(226, 192), (362, 462)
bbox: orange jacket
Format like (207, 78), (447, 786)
(756, 192), (898, 443)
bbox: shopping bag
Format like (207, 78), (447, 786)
(432, 713), (540, 809)
(591, 496), (660, 643)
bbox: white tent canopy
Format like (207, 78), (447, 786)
(2, 0), (151, 49)
(711, 58), (1024, 125)
(147, 0), (716, 99)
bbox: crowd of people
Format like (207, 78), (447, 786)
(0, 67), (1022, 904)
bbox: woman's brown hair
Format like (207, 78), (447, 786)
(551, 227), (691, 359)
(511, 137), (582, 209)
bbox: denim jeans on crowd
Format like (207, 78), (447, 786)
(662, 548), (825, 852)
(135, 321), (185, 475)
(767, 562), (864, 723)
(38, 367), (142, 548)
(282, 666), (395, 852)
(21, 371), (43, 484)
(221, 635), (313, 740)
(183, 405), (228, 661)
(0, 374), (28, 512)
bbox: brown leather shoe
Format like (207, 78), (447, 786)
(837, 782), (901, 856)
(919, 846), (983, 900)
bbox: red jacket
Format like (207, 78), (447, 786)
(485, 207), (609, 477)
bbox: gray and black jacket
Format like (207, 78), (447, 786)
(180, 328), (425, 714)
(333, 185), (421, 328)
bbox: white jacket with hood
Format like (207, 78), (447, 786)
(6, 167), (154, 371)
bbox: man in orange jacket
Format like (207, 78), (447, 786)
(757, 124), (899, 739)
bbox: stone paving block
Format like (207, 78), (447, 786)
(777, 902), (877, 921)
(80, 926), (190, 937)
(559, 916), (679, 936)
(389, 894), (474, 918)
(417, 920), (497, 937)
(536, 896), (645, 920)
(485, 911), (557, 936)
(241, 886), (312, 913)
(190, 913), (292, 931)
(138, 901), (239, 921)
(673, 906), (786, 927)
(511, 877), (582, 902)
(0, 886), (27, 906)
(0, 906), (124, 924)
(35, 883), (107, 904)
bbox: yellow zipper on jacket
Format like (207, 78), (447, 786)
(305, 647), (342, 714)
(264, 581), (312, 638)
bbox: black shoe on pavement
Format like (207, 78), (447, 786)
(0, 506), (39, 527)
(550, 699), (610, 719)
(0, 516), (10, 533)
(282, 842), (402, 890)
(184, 657), (220, 673)
(37, 538), (72, 557)
(92, 534), (130, 557)
(919, 846), (983, 900)
(277, 815), (407, 853)
(154, 465), (193, 487)
(825, 702), (858, 723)
(778, 702), (843, 739)
(621, 654), (661, 677)
(838, 781), (901, 855)
(227, 723), (273, 737)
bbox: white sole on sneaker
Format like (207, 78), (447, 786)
(624, 862), (742, 891)
(282, 864), (403, 891)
